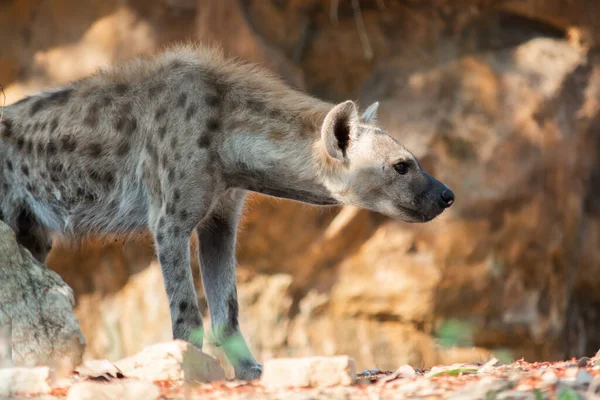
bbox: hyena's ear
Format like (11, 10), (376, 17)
(360, 102), (379, 125)
(321, 100), (360, 162)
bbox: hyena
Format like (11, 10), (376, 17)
(0, 45), (454, 380)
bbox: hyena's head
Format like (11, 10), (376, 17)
(320, 100), (454, 222)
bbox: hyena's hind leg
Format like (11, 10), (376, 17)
(197, 189), (262, 380)
(14, 206), (53, 264)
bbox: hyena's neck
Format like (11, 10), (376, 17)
(220, 98), (341, 206)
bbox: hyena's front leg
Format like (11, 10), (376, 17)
(149, 187), (212, 349)
(197, 190), (262, 380)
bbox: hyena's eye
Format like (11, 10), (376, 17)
(394, 162), (409, 175)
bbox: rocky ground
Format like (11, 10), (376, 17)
(1, 341), (599, 399)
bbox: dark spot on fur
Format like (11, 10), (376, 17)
(21, 164), (29, 176)
(33, 122), (40, 132)
(227, 293), (239, 332)
(268, 108), (284, 119)
(103, 172), (114, 186)
(176, 317), (184, 324)
(30, 99), (47, 116)
(168, 168), (175, 181)
(114, 84), (129, 95)
(173, 189), (181, 202)
(50, 163), (63, 182)
(86, 143), (103, 158)
(16, 138), (24, 150)
(177, 93), (187, 108)
(172, 226), (180, 236)
(50, 118), (58, 133)
(116, 140), (129, 156)
(170, 137), (177, 150)
(84, 103), (100, 128)
(61, 136), (77, 152)
(30, 89), (73, 116)
(155, 106), (167, 121)
(146, 142), (158, 163)
(115, 116), (137, 136)
(47, 140), (56, 155)
(89, 170), (102, 182)
(192, 314), (202, 327)
(179, 209), (188, 221)
(23, 140), (32, 154)
(159, 252), (167, 266)
(6, 160), (13, 172)
(205, 94), (220, 107)
(171, 60), (184, 70)
(156, 232), (163, 243)
(158, 125), (167, 141)
(122, 102), (132, 115)
(167, 202), (176, 215)
(26, 183), (35, 193)
(185, 104), (197, 121)
(148, 82), (166, 97)
(206, 118), (220, 132)
(179, 301), (188, 312)
(247, 99), (265, 113)
(48, 89), (73, 104)
(1, 119), (13, 139)
(158, 216), (165, 231)
(36, 142), (44, 154)
(197, 136), (210, 148)
(101, 96), (112, 107)
(125, 118), (137, 136)
(174, 152), (181, 162)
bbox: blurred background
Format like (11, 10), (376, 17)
(1, 0), (600, 376)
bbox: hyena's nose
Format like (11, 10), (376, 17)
(440, 189), (455, 207)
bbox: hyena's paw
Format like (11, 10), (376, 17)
(235, 361), (263, 381)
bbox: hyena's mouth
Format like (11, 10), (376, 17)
(397, 204), (443, 223)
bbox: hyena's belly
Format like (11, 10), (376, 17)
(3, 159), (150, 236)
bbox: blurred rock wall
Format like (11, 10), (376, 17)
(1, 0), (600, 373)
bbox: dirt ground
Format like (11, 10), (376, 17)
(19, 355), (599, 400)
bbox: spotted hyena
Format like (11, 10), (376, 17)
(0, 44), (454, 380)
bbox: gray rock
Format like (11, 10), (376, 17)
(0, 366), (52, 396)
(0, 222), (85, 368)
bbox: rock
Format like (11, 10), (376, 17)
(67, 380), (161, 400)
(577, 357), (590, 368)
(75, 359), (123, 380)
(261, 356), (356, 389)
(392, 365), (417, 379)
(0, 222), (84, 368)
(0, 367), (52, 396)
(541, 371), (558, 385)
(113, 340), (225, 383)
(575, 369), (593, 386)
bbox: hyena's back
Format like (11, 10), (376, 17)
(0, 47), (228, 240)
